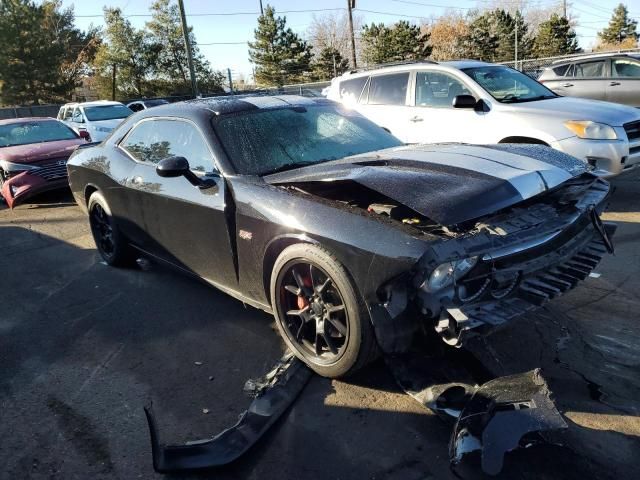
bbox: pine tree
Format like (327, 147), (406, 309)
(312, 47), (349, 80)
(461, 13), (499, 61)
(361, 21), (430, 65)
(598, 3), (638, 44)
(92, 8), (156, 98)
(248, 5), (313, 86)
(533, 14), (580, 57)
(146, 0), (224, 95)
(461, 10), (531, 63)
(0, 0), (98, 105)
(493, 10), (531, 62)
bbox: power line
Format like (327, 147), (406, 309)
(75, 8), (346, 19)
(354, 8), (430, 20)
(389, 0), (472, 9)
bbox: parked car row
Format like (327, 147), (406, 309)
(0, 98), (171, 207)
(325, 58), (640, 177)
(539, 52), (640, 107)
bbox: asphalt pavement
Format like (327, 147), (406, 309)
(1, 171), (639, 480)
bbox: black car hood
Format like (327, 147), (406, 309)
(265, 144), (587, 226)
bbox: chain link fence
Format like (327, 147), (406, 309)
(0, 104), (61, 120)
(501, 48), (640, 79)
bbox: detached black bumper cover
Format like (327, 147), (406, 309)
(144, 353), (312, 473)
(449, 369), (567, 475)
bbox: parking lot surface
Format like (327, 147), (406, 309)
(1, 171), (639, 480)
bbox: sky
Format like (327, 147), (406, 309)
(60, 0), (640, 80)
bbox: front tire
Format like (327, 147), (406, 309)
(87, 191), (133, 267)
(270, 244), (378, 378)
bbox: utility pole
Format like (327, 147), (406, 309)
(347, 0), (357, 69)
(332, 52), (337, 77)
(259, 0), (263, 15)
(514, 13), (518, 68)
(111, 63), (116, 101)
(563, 0), (567, 18)
(227, 68), (234, 94)
(177, 0), (198, 98)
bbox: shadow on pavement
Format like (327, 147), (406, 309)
(1, 167), (639, 480)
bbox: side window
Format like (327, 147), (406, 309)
(71, 107), (83, 122)
(612, 59), (640, 78)
(368, 72), (409, 106)
(552, 64), (571, 77)
(121, 119), (215, 172)
(575, 61), (605, 78)
(416, 71), (472, 108)
(339, 76), (368, 103)
(128, 103), (142, 112)
(63, 107), (73, 121)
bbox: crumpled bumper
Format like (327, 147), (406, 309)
(1, 169), (68, 208)
(144, 353), (312, 473)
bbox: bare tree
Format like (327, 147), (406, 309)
(307, 11), (363, 65)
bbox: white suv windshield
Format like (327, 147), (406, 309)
(462, 66), (557, 103)
(84, 105), (132, 121)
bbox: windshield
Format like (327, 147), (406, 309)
(84, 105), (132, 121)
(0, 120), (78, 147)
(214, 104), (403, 175)
(462, 66), (557, 103)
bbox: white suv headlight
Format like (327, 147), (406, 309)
(422, 256), (478, 293)
(564, 121), (617, 140)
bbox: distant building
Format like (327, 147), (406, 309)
(72, 76), (100, 103)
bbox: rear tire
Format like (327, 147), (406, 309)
(270, 243), (378, 378)
(87, 191), (134, 267)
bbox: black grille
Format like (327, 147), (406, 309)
(462, 234), (608, 327)
(32, 162), (67, 181)
(624, 120), (640, 141)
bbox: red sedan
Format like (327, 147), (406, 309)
(0, 117), (89, 208)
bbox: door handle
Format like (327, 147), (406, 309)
(409, 116), (424, 123)
(562, 83), (573, 87)
(130, 176), (143, 186)
(609, 81), (621, 86)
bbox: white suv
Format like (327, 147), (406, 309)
(57, 100), (132, 142)
(326, 60), (640, 177)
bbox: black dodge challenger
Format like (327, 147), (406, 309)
(67, 95), (614, 378)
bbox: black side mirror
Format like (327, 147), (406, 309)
(156, 156), (216, 189)
(452, 95), (478, 109)
(157, 156), (190, 178)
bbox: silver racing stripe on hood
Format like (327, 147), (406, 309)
(375, 144), (576, 200)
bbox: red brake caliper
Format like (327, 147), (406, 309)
(297, 274), (313, 309)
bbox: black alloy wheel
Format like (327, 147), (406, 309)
(278, 261), (349, 364)
(90, 202), (116, 260)
(87, 191), (133, 267)
(271, 243), (378, 378)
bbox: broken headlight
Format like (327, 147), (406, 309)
(423, 257), (478, 293)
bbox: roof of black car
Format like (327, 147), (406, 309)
(183, 94), (335, 115)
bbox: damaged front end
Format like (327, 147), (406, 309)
(374, 174), (615, 348)
(1, 160), (70, 208)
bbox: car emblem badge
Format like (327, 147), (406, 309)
(239, 230), (253, 241)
